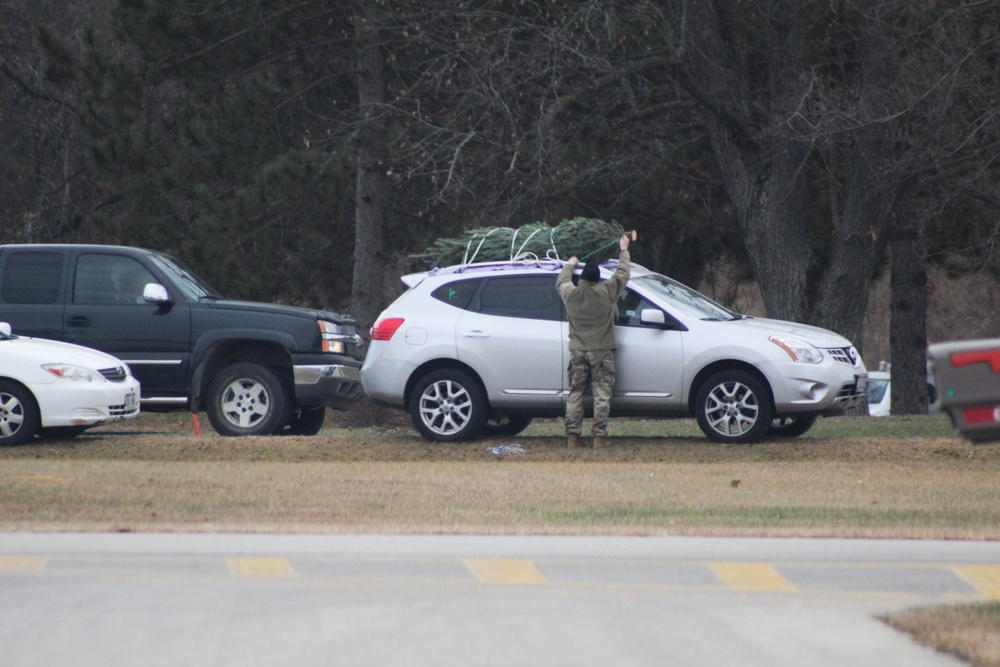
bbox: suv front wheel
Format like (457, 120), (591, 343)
(695, 370), (773, 444)
(409, 369), (488, 442)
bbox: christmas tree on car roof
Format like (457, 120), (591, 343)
(411, 217), (627, 268)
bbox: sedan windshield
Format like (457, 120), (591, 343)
(631, 273), (738, 321)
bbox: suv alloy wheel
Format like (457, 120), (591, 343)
(409, 369), (488, 442)
(695, 370), (774, 444)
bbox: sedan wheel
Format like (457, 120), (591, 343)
(206, 363), (292, 436)
(409, 369), (487, 442)
(695, 370), (773, 444)
(0, 381), (40, 446)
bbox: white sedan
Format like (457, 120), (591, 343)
(0, 322), (140, 445)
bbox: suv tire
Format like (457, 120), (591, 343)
(207, 362), (292, 436)
(409, 369), (488, 442)
(768, 414), (818, 438)
(0, 381), (39, 446)
(695, 370), (773, 444)
(482, 415), (533, 437)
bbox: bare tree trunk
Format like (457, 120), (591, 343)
(681, 0), (812, 323)
(889, 186), (929, 415)
(351, 6), (387, 334)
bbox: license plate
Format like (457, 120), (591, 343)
(856, 375), (868, 393)
(125, 392), (138, 409)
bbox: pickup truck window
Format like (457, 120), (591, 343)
(147, 252), (221, 301)
(75, 254), (157, 305)
(1, 252), (62, 304)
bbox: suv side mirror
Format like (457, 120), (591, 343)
(639, 309), (688, 331)
(640, 310), (666, 326)
(143, 283), (172, 304)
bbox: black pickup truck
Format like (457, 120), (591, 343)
(0, 244), (366, 436)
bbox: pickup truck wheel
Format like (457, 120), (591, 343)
(695, 370), (773, 444)
(0, 381), (40, 446)
(284, 407), (326, 436)
(206, 363), (292, 437)
(409, 369), (487, 442)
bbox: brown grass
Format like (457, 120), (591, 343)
(3, 411), (1000, 659)
(1, 412), (998, 537)
(883, 603), (1000, 667)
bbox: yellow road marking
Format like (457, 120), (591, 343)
(225, 557), (297, 578)
(0, 556), (48, 573)
(13, 475), (69, 484)
(952, 565), (1000, 600)
(464, 559), (546, 584)
(709, 562), (797, 592)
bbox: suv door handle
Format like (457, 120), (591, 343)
(462, 330), (490, 339)
(67, 315), (90, 327)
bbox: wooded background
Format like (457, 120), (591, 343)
(3, 0), (1000, 415)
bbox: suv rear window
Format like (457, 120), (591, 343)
(431, 279), (479, 309)
(1, 252), (63, 304)
(476, 275), (561, 321)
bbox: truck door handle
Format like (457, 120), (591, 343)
(462, 330), (490, 339)
(67, 315), (90, 327)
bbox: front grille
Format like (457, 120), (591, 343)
(108, 403), (139, 417)
(827, 347), (859, 367)
(99, 366), (128, 383)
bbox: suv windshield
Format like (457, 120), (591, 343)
(631, 273), (737, 321)
(147, 252), (222, 301)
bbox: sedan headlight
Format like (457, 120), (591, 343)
(769, 336), (823, 364)
(42, 364), (97, 382)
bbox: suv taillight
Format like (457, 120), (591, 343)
(371, 317), (405, 341)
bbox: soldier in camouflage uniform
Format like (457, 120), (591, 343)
(555, 235), (631, 448)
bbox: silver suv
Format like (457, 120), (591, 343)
(361, 259), (868, 443)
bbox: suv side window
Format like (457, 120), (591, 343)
(616, 290), (659, 327)
(431, 278), (480, 310)
(74, 254), (157, 305)
(0, 252), (63, 304)
(476, 275), (562, 321)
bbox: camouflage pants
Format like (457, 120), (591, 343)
(565, 350), (616, 437)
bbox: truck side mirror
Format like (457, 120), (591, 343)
(143, 283), (172, 304)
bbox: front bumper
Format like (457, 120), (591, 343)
(294, 363), (364, 410)
(769, 358), (868, 416)
(36, 377), (142, 428)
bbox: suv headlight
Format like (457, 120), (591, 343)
(42, 364), (96, 382)
(769, 336), (823, 364)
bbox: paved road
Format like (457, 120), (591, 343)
(2, 533), (997, 667)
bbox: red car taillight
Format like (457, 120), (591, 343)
(371, 317), (405, 341)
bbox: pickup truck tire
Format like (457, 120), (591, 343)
(206, 362), (292, 437)
(284, 407), (326, 435)
(0, 381), (40, 446)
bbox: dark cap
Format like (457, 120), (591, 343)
(580, 262), (600, 283)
